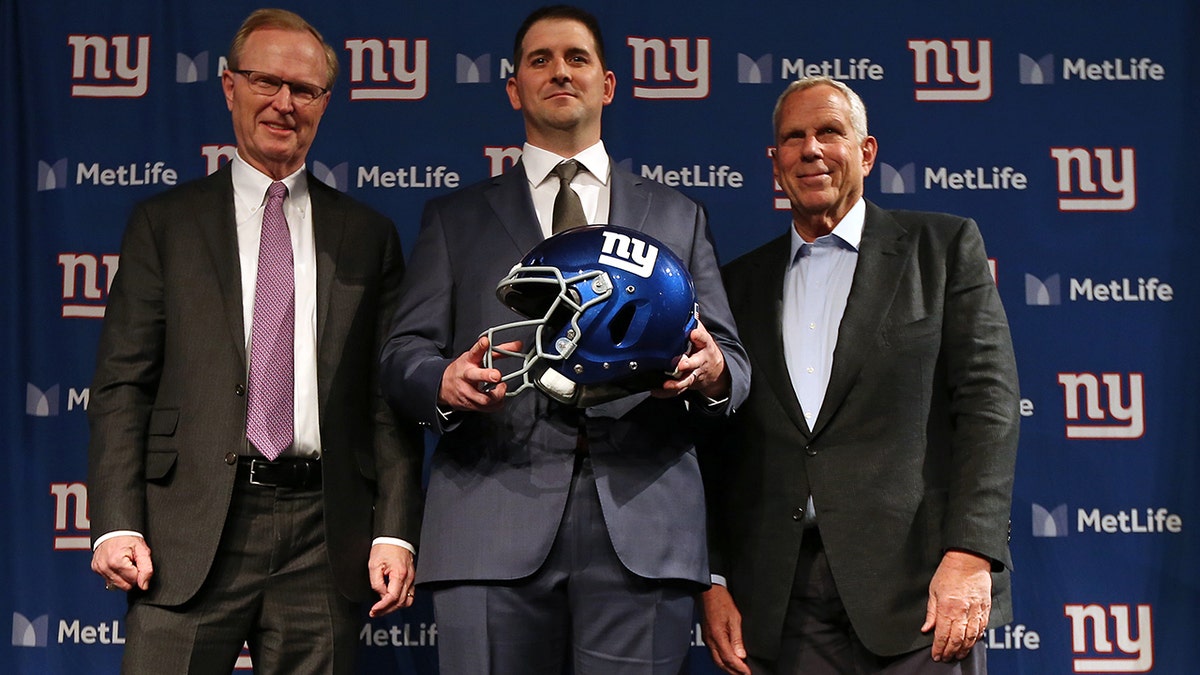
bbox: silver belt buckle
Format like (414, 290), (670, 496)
(247, 459), (272, 487)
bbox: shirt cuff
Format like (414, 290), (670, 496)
(93, 530), (144, 550)
(710, 573), (727, 586)
(372, 537), (416, 556)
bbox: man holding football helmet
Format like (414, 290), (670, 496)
(379, 5), (749, 674)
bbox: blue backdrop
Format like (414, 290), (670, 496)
(5, 1), (1198, 672)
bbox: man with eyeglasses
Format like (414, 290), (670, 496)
(87, 8), (423, 673)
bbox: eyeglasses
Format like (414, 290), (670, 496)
(230, 69), (328, 105)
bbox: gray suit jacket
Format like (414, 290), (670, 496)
(706, 201), (1019, 657)
(380, 159), (750, 586)
(88, 164), (424, 605)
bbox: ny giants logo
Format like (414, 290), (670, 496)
(68, 35), (150, 98)
(483, 146), (523, 178)
(1050, 148), (1136, 211)
(60, 253), (118, 319)
(345, 38), (428, 100)
(1057, 372), (1144, 439)
(908, 39), (991, 101)
(1064, 604), (1153, 672)
(627, 37), (710, 100)
(202, 144), (237, 176)
(50, 482), (90, 551)
(598, 231), (658, 278)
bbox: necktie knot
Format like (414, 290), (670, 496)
(267, 180), (288, 201)
(553, 160), (581, 184)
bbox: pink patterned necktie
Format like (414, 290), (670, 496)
(245, 181), (294, 461)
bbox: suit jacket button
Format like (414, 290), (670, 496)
(224, 452), (238, 465)
(235, 384), (245, 396)
(805, 445), (817, 456)
(792, 507), (804, 521)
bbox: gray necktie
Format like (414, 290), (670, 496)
(551, 160), (587, 234)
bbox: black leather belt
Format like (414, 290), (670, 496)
(237, 456), (321, 490)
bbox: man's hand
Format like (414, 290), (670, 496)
(656, 319), (730, 400)
(91, 535), (154, 592)
(368, 543), (416, 618)
(922, 550), (993, 662)
(700, 585), (752, 675)
(438, 336), (521, 412)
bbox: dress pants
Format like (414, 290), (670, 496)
(121, 478), (358, 674)
(749, 529), (986, 675)
(432, 454), (696, 675)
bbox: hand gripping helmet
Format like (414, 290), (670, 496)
(483, 225), (698, 407)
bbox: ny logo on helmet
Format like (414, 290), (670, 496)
(598, 230), (658, 278)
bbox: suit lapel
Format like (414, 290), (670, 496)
(607, 163), (651, 232)
(309, 174), (345, 415)
(196, 165), (248, 366)
(811, 201), (911, 438)
(485, 159), (545, 255)
(755, 234), (812, 437)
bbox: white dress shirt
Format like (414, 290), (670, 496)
(520, 140), (612, 234)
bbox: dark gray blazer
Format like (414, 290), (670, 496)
(87, 164), (424, 606)
(380, 160), (750, 587)
(707, 201), (1019, 658)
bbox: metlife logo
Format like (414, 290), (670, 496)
(37, 158), (178, 190)
(12, 610), (126, 647)
(27, 383), (89, 417)
(456, 53), (493, 83)
(878, 161), (1028, 194)
(736, 53), (884, 84)
(12, 612), (49, 648)
(1032, 503), (1182, 537)
(1019, 53), (1166, 85)
(176, 51), (210, 83)
(1025, 274), (1174, 305)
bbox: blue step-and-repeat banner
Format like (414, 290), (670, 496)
(4, 1), (1198, 672)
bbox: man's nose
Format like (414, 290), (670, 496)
(270, 84), (296, 113)
(800, 135), (823, 160)
(551, 58), (571, 81)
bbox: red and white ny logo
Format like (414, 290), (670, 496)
(1050, 147), (1136, 212)
(201, 144), (237, 176)
(907, 39), (991, 102)
(1064, 604), (1153, 673)
(345, 38), (428, 100)
(1057, 372), (1144, 440)
(627, 37), (710, 100)
(50, 482), (90, 551)
(60, 252), (119, 319)
(68, 35), (150, 98)
(483, 146), (522, 178)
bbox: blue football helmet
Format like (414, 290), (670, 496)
(483, 225), (698, 407)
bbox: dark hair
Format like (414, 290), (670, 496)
(512, 5), (606, 72)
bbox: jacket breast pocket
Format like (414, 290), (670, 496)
(879, 314), (940, 351)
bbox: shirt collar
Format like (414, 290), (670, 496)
(521, 140), (611, 187)
(789, 197), (865, 262)
(230, 151), (310, 217)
